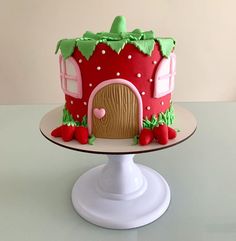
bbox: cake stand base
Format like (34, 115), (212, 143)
(40, 104), (197, 229)
(71, 154), (170, 229)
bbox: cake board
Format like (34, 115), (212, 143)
(40, 104), (197, 229)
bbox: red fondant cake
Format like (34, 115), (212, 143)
(52, 16), (177, 145)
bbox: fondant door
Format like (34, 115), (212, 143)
(92, 84), (139, 138)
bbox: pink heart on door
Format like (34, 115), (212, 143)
(93, 108), (106, 119)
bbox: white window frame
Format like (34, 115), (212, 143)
(153, 53), (176, 98)
(59, 55), (82, 99)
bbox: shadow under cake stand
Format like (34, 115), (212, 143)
(40, 104), (197, 229)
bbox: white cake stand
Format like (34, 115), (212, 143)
(40, 104), (197, 229)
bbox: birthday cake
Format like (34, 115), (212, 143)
(51, 16), (177, 145)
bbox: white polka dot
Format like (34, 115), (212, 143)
(97, 66), (101, 71)
(161, 101), (164, 106)
(149, 78), (153, 82)
(89, 83), (92, 87)
(128, 55), (132, 59)
(153, 60), (157, 64)
(116, 72), (120, 76)
(70, 100), (73, 104)
(79, 59), (82, 63)
(76, 114), (80, 118)
(102, 50), (106, 54)
(83, 102), (87, 106)
(146, 106), (151, 110)
(141, 91), (145, 96)
(137, 73), (142, 78)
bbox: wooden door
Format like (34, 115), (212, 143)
(92, 84), (139, 138)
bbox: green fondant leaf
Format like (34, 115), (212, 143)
(133, 135), (139, 145)
(88, 135), (96, 145)
(97, 32), (121, 41)
(76, 40), (97, 60)
(156, 38), (175, 58)
(132, 29), (142, 34)
(60, 39), (76, 59)
(143, 31), (154, 40)
(132, 40), (155, 56)
(107, 40), (127, 54)
(55, 40), (62, 54)
(83, 31), (100, 40)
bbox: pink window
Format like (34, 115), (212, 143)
(59, 55), (82, 99)
(153, 53), (176, 98)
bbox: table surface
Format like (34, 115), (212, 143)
(0, 102), (236, 241)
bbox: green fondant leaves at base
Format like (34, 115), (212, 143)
(81, 115), (87, 127)
(143, 103), (175, 129)
(62, 107), (76, 126)
(107, 40), (127, 54)
(76, 40), (97, 60)
(132, 40), (155, 56)
(83, 31), (100, 40)
(156, 38), (175, 58)
(62, 107), (88, 127)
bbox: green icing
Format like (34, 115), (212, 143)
(156, 38), (175, 58)
(76, 40), (97, 60)
(110, 16), (127, 33)
(143, 103), (175, 129)
(62, 107), (77, 126)
(80, 115), (87, 127)
(56, 16), (175, 60)
(62, 107), (87, 127)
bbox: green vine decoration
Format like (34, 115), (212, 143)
(143, 104), (175, 129)
(55, 16), (175, 60)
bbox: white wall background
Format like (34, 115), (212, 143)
(0, 0), (236, 104)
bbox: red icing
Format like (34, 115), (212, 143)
(64, 43), (172, 123)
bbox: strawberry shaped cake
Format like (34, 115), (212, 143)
(52, 16), (177, 145)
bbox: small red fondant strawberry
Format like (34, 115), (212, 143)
(61, 124), (76, 142)
(51, 125), (62, 137)
(168, 126), (177, 139)
(75, 126), (89, 144)
(139, 128), (154, 146)
(153, 124), (168, 145)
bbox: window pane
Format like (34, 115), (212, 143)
(158, 59), (170, 77)
(157, 78), (170, 93)
(66, 79), (77, 93)
(66, 60), (76, 76)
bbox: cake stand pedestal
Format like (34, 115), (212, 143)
(40, 104), (197, 229)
